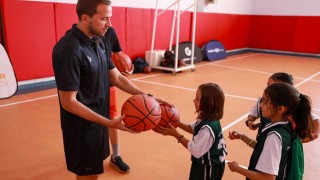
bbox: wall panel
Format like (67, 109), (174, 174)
(1, 0), (55, 81)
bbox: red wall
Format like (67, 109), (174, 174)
(0, 0), (319, 81)
(0, 0), (56, 81)
(249, 15), (320, 53)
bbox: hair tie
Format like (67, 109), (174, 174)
(298, 93), (303, 102)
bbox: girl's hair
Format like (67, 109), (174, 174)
(264, 82), (313, 139)
(76, 0), (111, 20)
(197, 83), (224, 121)
(270, 72), (294, 85)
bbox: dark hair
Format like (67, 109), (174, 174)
(76, 0), (111, 20)
(197, 83), (224, 121)
(270, 72), (294, 85)
(264, 82), (313, 139)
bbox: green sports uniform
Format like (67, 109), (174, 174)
(247, 120), (293, 180)
(189, 120), (227, 180)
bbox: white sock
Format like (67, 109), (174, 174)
(111, 144), (120, 159)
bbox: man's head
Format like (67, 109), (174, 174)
(76, 0), (112, 37)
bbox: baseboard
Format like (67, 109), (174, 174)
(16, 79), (56, 95)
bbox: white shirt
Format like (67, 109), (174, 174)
(249, 97), (262, 118)
(187, 120), (214, 158)
(255, 132), (282, 175)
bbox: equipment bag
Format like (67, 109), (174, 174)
(173, 42), (203, 64)
(201, 40), (227, 61)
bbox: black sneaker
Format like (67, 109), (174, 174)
(110, 156), (130, 173)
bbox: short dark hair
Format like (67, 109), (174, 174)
(76, 0), (111, 20)
(197, 83), (225, 121)
(270, 72), (294, 85)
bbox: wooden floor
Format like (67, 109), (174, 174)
(0, 52), (319, 180)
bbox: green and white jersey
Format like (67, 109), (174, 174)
(247, 120), (292, 180)
(188, 119), (227, 180)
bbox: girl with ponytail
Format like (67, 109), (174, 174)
(227, 82), (313, 180)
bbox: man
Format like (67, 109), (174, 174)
(102, 23), (131, 173)
(52, 0), (164, 179)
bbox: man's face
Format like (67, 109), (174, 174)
(88, 4), (112, 37)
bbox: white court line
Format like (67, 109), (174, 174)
(196, 53), (262, 68)
(294, 71), (320, 87)
(222, 113), (249, 132)
(131, 73), (162, 81)
(133, 79), (259, 102)
(211, 64), (307, 81)
(133, 79), (197, 91)
(313, 108), (320, 112)
(0, 94), (57, 108)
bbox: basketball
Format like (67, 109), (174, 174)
(111, 52), (133, 73)
(121, 94), (161, 132)
(153, 103), (180, 132)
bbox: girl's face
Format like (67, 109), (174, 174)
(260, 93), (274, 120)
(193, 89), (201, 111)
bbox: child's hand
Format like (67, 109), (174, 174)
(159, 124), (178, 137)
(228, 161), (239, 172)
(302, 133), (319, 143)
(247, 120), (258, 130)
(228, 130), (243, 140)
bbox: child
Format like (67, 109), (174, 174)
(159, 83), (227, 180)
(245, 72), (319, 142)
(228, 82), (313, 180)
(246, 72), (294, 140)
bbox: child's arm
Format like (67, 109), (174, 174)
(177, 121), (193, 134)
(228, 161), (276, 180)
(229, 131), (256, 149)
(312, 113), (319, 133)
(159, 125), (189, 149)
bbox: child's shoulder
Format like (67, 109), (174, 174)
(200, 120), (222, 130)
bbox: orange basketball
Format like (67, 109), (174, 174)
(121, 94), (161, 132)
(153, 104), (180, 132)
(111, 52), (133, 73)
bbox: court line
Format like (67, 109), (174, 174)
(132, 53), (319, 84)
(222, 113), (249, 132)
(133, 79), (258, 101)
(131, 53), (262, 81)
(211, 64), (303, 81)
(294, 71), (320, 87)
(0, 94), (57, 108)
(313, 108), (320, 112)
(209, 64), (320, 83)
(196, 53), (262, 68)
